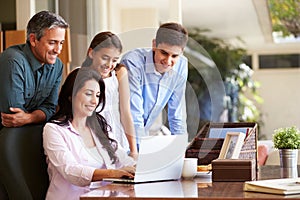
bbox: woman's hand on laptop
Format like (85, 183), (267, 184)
(119, 166), (136, 176)
(93, 167), (135, 181)
(105, 166), (136, 180)
(111, 169), (134, 179)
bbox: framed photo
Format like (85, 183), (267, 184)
(218, 132), (246, 159)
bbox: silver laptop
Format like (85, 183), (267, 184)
(103, 134), (188, 184)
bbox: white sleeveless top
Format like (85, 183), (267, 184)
(97, 70), (130, 152)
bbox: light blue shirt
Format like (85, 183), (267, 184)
(121, 48), (188, 141)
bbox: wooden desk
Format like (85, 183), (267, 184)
(80, 166), (300, 200)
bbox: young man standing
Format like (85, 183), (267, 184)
(121, 22), (188, 144)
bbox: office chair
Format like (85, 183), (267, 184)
(0, 125), (49, 200)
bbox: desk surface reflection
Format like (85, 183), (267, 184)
(80, 166), (300, 200)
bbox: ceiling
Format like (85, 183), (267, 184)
(181, 0), (271, 50)
(116, 0), (300, 52)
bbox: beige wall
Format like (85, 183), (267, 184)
(118, 7), (158, 52)
(253, 68), (300, 139)
(120, 8), (159, 32)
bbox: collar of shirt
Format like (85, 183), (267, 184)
(65, 121), (80, 136)
(24, 42), (55, 72)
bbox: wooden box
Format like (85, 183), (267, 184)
(185, 122), (258, 179)
(212, 159), (256, 181)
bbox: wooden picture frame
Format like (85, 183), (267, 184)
(218, 132), (246, 159)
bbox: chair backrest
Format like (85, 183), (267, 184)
(0, 125), (49, 200)
(4, 30), (26, 49)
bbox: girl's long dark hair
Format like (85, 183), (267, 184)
(50, 67), (118, 163)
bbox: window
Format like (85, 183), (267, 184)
(259, 54), (300, 69)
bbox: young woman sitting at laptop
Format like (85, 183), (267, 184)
(43, 68), (136, 200)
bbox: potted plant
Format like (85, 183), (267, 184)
(272, 126), (300, 178)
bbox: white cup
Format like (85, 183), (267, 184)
(181, 158), (197, 179)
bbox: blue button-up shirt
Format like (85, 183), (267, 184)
(121, 48), (188, 140)
(0, 42), (63, 122)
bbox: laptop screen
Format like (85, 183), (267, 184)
(103, 134), (188, 183)
(134, 134), (188, 182)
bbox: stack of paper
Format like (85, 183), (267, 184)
(244, 178), (300, 195)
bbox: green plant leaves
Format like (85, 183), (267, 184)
(273, 126), (300, 149)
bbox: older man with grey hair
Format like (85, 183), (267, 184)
(0, 10), (69, 128)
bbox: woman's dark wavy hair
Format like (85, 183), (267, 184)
(50, 67), (118, 163)
(81, 31), (122, 67)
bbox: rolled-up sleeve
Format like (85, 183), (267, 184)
(121, 56), (148, 140)
(43, 123), (96, 187)
(0, 56), (26, 112)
